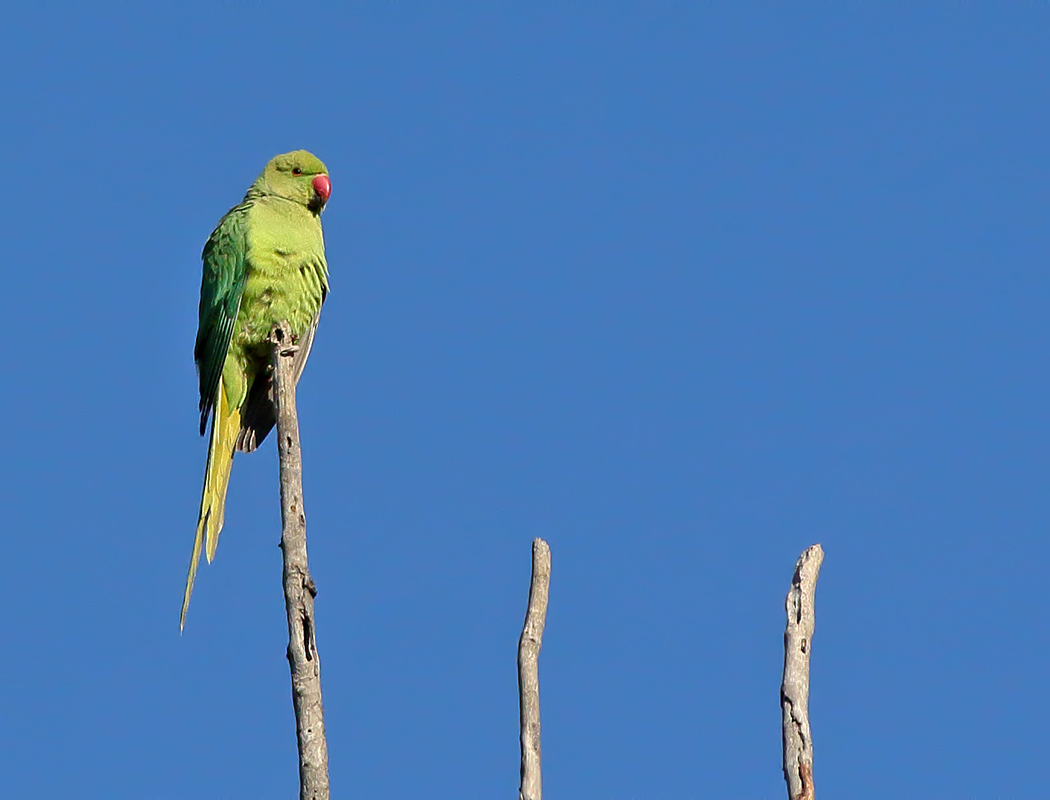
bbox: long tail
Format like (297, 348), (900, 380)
(181, 381), (241, 631)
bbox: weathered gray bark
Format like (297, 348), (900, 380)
(781, 544), (824, 800)
(518, 538), (551, 800)
(271, 323), (330, 800)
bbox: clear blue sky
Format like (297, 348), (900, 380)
(2, 4), (1048, 797)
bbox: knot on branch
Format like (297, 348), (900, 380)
(268, 322), (300, 357)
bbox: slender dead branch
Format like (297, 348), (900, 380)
(781, 544), (824, 800)
(271, 322), (330, 800)
(518, 538), (551, 800)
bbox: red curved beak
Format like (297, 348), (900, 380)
(312, 174), (331, 204)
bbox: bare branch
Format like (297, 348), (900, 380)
(781, 544), (823, 800)
(518, 538), (551, 800)
(271, 322), (330, 800)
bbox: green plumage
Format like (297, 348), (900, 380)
(182, 150), (332, 630)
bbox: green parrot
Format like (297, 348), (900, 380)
(181, 150), (332, 630)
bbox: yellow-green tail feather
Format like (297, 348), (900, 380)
(181, 382), (241, 631)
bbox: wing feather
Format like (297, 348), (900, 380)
(194, 203), (251, 434)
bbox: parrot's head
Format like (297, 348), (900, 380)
(259, 150), (331, 214)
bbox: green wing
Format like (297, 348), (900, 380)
(194, 202), (251, 434)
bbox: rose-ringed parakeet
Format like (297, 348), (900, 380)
(181, 150), (332, 630)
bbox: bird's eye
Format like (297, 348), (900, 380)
(292, 167), (303, 176)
